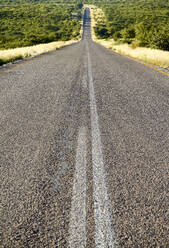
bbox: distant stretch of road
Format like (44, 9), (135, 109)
(1, 8), (168, 247)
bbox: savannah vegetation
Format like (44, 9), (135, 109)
(0, 0), (82, 50)
(93, 0), (169, 51)
(89, 4), (169, 68)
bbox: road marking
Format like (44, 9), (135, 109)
(141, 62), (169, 77)
(82, 75), (88, 89)
(88, 48), (115, 247)
(68, 126), (87, 248)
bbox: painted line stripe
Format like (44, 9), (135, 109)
(82, 75), (88, 89)
(68, 126), (87, 248)
(88, 48), (115, 247)
(141, 62), (169, 77)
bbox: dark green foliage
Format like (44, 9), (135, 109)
(113, 31), (121, 41)
(121, 26), (135, 40)
(135, 22), (152, 46)
(94, 0), (169, 51)
(151, 27), (169, 51)
(94, 24), (109, 39)
(0, 1), (82, 49)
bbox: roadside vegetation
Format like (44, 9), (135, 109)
(89, 1), (169, 68)
(0, 0), (83, 65)
(96, 0), (169, 51)
(0, 2), (82, 49)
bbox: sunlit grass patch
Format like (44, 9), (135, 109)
(112, 44), (169, 68)
(94, 38), (169, 68)
(0, 55), (24, 66)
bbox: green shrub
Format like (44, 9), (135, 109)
(135, 22), (151, 47)
(94, 25), (109, 38)
(113, 31), (122, 41)
(121, 27), (135, 40)
(151, 28), (169, 51)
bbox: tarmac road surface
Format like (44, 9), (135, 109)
(0, 8), (169, 248)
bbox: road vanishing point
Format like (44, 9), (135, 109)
(0, 8), (169, 248)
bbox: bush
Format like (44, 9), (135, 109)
(94, 25), (109, 38)
(121, 27), (135, 40)
(113, 31), (122, 41)
(135, 22), (151, 46)
(151, 29), (169, 51)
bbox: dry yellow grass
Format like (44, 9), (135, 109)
(0, 40), (79, 65)
(112, 44), (169, 68)
(87, 5), (169, 68)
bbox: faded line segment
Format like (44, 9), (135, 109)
(68, 126), (87, 248)
(88, 47), (115, 248)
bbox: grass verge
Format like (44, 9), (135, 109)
(0, 40), (79, 66)
(88, 5), (169, 68)
(112, 43), (169, 68)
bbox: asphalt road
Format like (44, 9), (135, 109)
(0, 8), (169, 248)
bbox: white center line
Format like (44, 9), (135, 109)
(88, 46), (115, 247)
(68, 126), (87, 248)
(82, 75), (88, 89)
